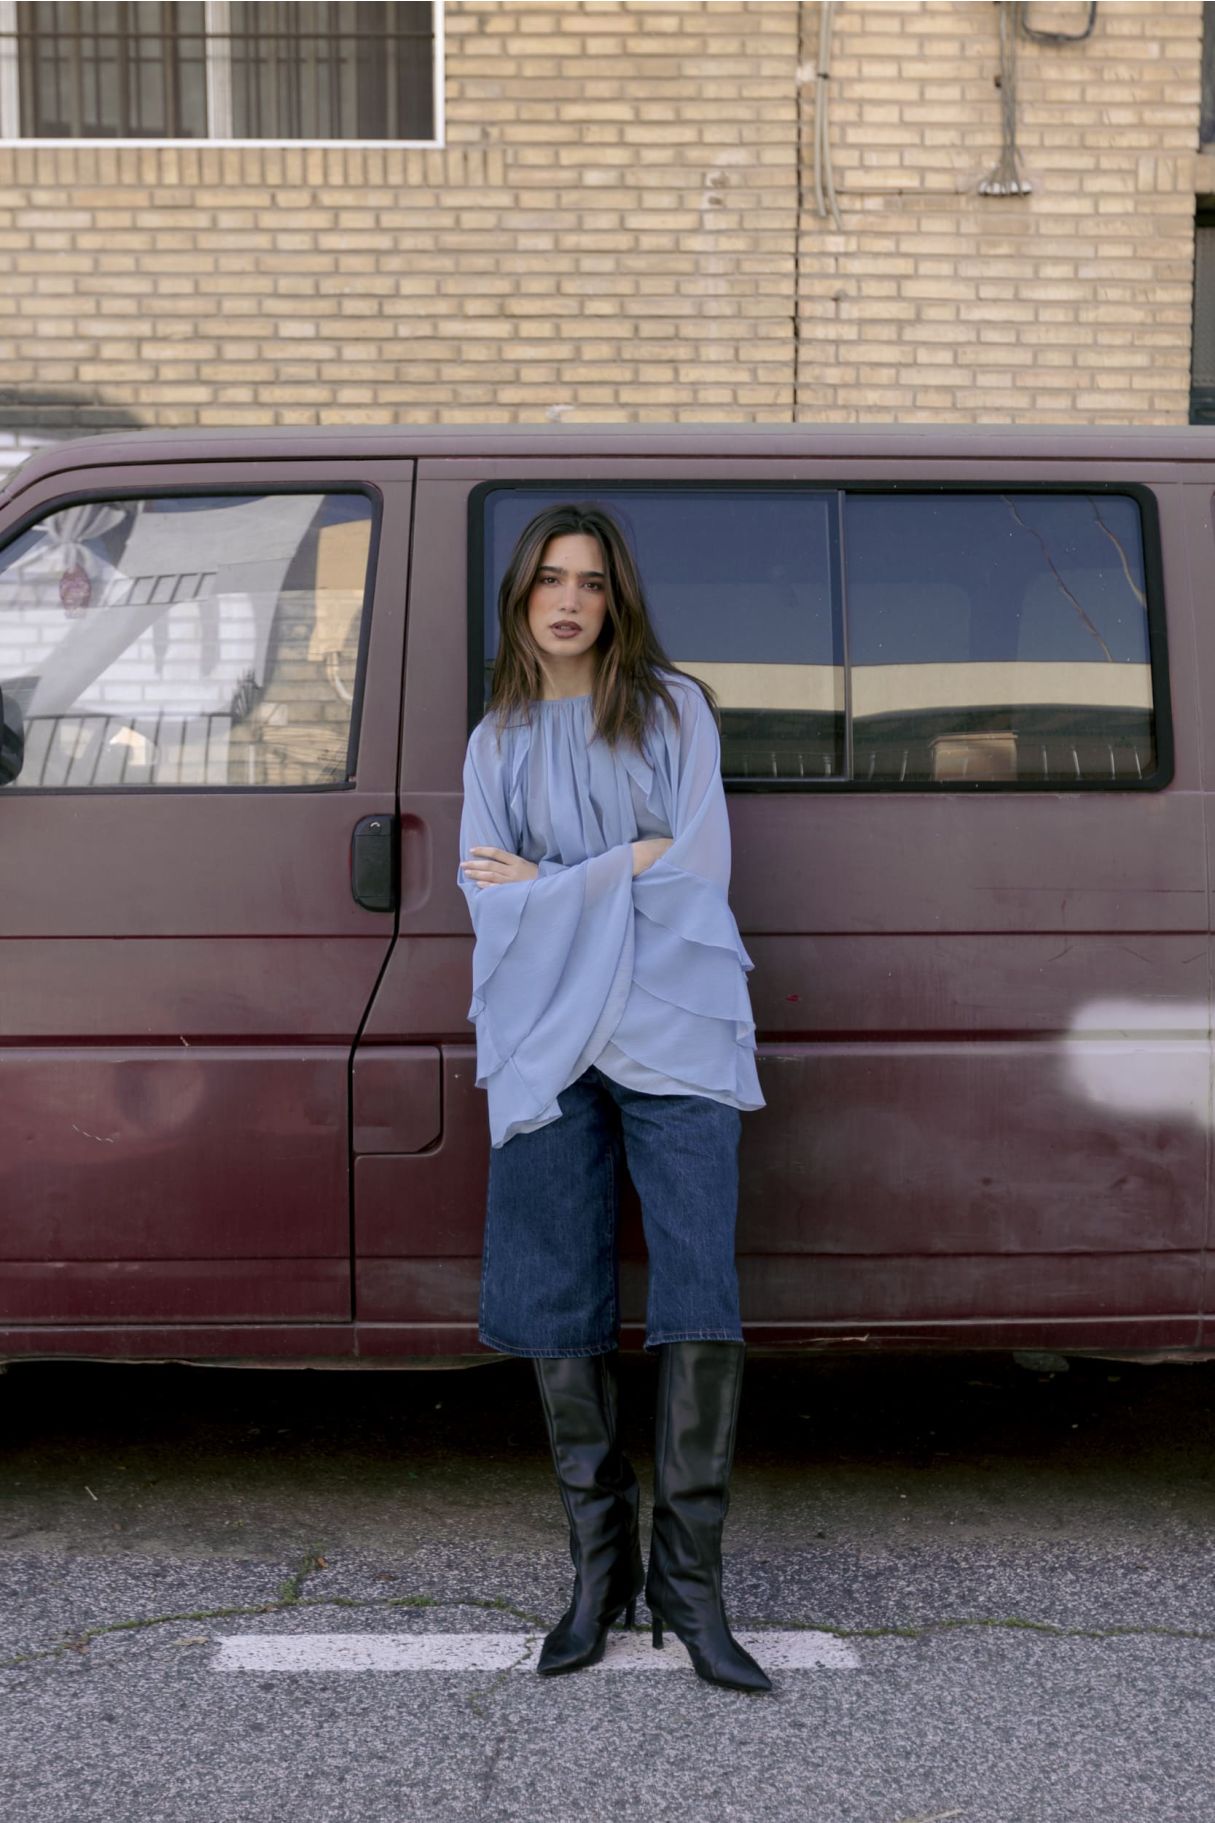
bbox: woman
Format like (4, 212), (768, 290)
(457, 502), (771, 1694)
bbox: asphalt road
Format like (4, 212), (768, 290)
(3, 1347), (1215, 1822)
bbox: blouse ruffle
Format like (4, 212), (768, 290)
(458, 669), (764, 1148)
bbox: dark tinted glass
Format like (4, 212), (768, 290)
(18, 1), (207, 138)
(12, 1), (433, 141)
(844, 492), (1155, 784)
(229, 1), (434, 140)
(482, 488), (844, 781)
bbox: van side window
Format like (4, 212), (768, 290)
(475, 485), (1160, 790)
(479, 486), (844, 780)
(0, 490), (375, 789)
(845, 492), (1156, 785)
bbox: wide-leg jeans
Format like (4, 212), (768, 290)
(478, 1062), (744, 1358)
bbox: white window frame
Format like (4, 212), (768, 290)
(0, 0), (444, 145)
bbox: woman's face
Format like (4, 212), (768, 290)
(525, 532), (609, 670)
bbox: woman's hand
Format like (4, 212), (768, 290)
(631, 836), (674, 877)
(461, 845), (540, 888)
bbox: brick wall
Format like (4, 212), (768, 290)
(0, 0), (1204, 440)
(810, 0), (1203, 423)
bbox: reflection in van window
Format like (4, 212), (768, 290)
(845, 493), (1154, 784)
(0, 491), (374, 788)
(482, 488), (845, 780)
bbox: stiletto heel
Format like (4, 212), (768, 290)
(652, 1612), (665, 1649)
(623, 1597), (637, 1629)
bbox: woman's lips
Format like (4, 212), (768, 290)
(550, 623), (581, 638)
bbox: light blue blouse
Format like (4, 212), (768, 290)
(457, 667), (765, 1148)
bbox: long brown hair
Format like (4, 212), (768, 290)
(484, 502), (719, 750)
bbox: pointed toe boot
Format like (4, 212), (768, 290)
(533, 1350), (644, 1676)
(645, 1341), (772, 1694)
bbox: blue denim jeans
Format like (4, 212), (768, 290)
(479, 1063), (744, 1358)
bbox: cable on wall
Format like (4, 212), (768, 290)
(812, 0), (842, 231)
(981, 0), (1099, 198)
(1019, 1), (1097, 47)
(980, 0), (1033, 196)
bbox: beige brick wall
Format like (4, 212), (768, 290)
(0, 0), (1204, 433)
(810, 0), (1204, 423)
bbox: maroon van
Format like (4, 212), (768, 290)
(0, 424), (1208, 1368)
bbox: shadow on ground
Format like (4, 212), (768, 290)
(3, 1350), (1215, 1558)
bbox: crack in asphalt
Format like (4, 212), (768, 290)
(274, 1547), (330, 1605)
(834, 1616), (1215, 1641)
(465, 1631), (538, 1722)
(4, 1552), (1215, 1673)
(0, 1548), (550, 1672)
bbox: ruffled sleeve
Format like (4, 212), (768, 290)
(616, 677), (764, 1103)
(458, 718), (637, 1147)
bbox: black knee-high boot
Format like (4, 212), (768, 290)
(533, 1351), (644, 1675)
(645, 1341), (772, 1693)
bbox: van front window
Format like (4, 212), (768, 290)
(0, 489), (376, 789)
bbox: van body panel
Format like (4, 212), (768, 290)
(351, 1046), (442, 1153)
(0, 1325), (360, 1360)
(357, 1259), (482, 1324)
(0, 1313), (1201, 1363)
(361, 934), (468, 1038)
(743, 935), (1209, 1035)
(354, 1048), (482, 1257)
(0, 456), (414, 1326)
(8, 424), (1215, 504)
(0, 1047), (352, 1264)
(353, 1258), (1201, 1335)
(0, 802), (408, 940)
(394, 794), (463, 934)
(729, 1256), (1202, 1324)
(739, 1045), (1206, 1255)
(0, 1260), (349, 1322)
(0, 937), (393, 1035)
(731, 794), (1206, 933)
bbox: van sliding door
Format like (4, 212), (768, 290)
(357, 459), (1201, 1356)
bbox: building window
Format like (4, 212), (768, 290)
(0, 0), (439, 142)
(16, 2), (208, 138)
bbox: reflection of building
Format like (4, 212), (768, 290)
(673, 657), (1155, 784)
(0, 491), (373, 786)
(0, 1), (1210, 474)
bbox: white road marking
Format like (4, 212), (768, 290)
(214, 1630), (858, 1673)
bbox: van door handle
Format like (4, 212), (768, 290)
(351, 814), (398, 913)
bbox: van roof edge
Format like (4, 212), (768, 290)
(4, 419), (1214, 504)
